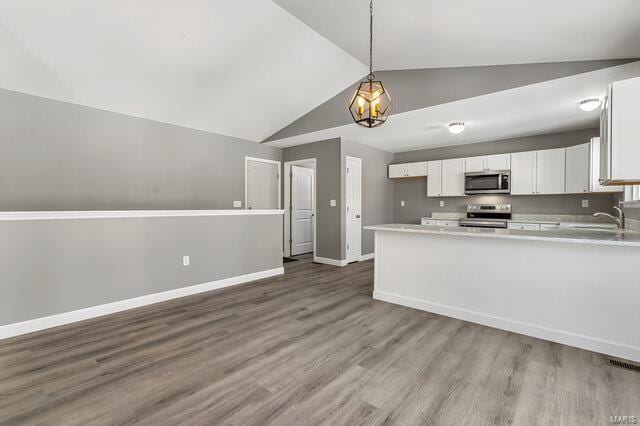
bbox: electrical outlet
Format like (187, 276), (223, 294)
(440, 200), (445, 207)
(582, 200), (589, 208)
(182, 255), (190, 266)
(330, 199), (336, 207)
(401, 200), (405, 207)
(233, 200), (242, 208)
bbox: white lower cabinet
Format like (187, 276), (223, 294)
(540, 223), (560, 230)
(420, 218), (436, 226)
(436, 220), (459, 227)
(426, 161), (442, 197)
(508, 222), (540, 231)
(441, 158), (466, 196)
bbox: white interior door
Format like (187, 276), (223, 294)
(346, 156), (362, 263)
(246, 158), (280, 209)
(291, 165), (314, 255)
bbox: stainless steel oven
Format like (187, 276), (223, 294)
(459, 204), (511, 229)
(464, 170), (510, 194)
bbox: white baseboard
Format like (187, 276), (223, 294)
(313, 256), (348, 267)
(373, 290), (640, 363)
(0, 267), (284, 340)
(359, 253), (375, 261)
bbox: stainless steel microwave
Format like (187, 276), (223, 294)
(464, 170), (510, 194)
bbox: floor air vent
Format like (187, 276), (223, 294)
(609, 358), (640, 373)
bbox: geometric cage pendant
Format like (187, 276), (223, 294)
(348, 79), (392, 128)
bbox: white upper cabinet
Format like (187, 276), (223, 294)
(426, 161), (442, 197)
(512, 148), (565, 195)
(511, 151), (537, 195)
(465, 154), (510, 173)
(441, 158), (466, 196)
(388, 164), (406, 178)
(565, 143), (590, 194)
(407, 162), (427, 177)
(388, 162), (427, 178)
(536, 148), (565, 194)
(465, 156), (486, 173)
(590, 138), (623, 193)
(486, 154), (511, 170)
(600, 76), (640, 185)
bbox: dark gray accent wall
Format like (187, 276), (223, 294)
(0, 214), (283, 326)
(283, 138), (342, 260)
(392, 129), (617, 223)
(265, 60), (636, 142)
(341, 139), (394, 258)
(0, 88), (281, 211)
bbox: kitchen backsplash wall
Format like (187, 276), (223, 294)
(392, 128), (618, 223)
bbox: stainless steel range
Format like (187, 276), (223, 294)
(459, 204), (512, 229)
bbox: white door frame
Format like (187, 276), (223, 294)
(244, 156), (281, 210)
(345, 156), (362, 263)
(283, 158), (317, 258)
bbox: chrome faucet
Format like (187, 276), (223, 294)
(593, 206), (625, 229)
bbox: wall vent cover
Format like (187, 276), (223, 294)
(608, 358), (640, 373)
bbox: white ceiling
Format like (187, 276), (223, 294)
(0, 0), (367, 142)
(274, 0), (640, 70)
(265, 61), (640, 153)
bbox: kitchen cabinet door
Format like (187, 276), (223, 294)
(421, 218), (437, 226)
(441, 158), (466, 196)
(436, 220), (459, 227)
(388, 164), (407, 178)
(565, 143), (590, 194)
(465, 156), (486, 173)
(536, 148), (566, 194)
(426, 161), (442, 197)
(590, 138), (623, 193)
(406, 162), (427, 177)
(486, 154), (510, 170)
(510, 151), (537, 195)
(508, 223), (540, 231)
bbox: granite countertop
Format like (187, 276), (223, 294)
(364, 223), (640, 248)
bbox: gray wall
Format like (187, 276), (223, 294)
(392, 129), (617, 223)
(265, 60), (635, 142)
(282, 138), (342, 260)
(341, 139), (394, 257)
(0, 214), (283, 326)
(0, 88), (281, 211)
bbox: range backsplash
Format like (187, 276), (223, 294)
(393, 178), (618, 224)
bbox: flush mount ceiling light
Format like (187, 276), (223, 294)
(579, 98), (601, 112)
(448, 122), (466, 134)
(348, 0), (392, 128)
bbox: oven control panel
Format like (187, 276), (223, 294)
(466, 204), (511, 213)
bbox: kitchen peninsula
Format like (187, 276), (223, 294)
(365, 223), (640, 362)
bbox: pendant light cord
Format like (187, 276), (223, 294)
(368, 0), (374, 81)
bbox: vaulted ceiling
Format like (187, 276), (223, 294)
(1, 0), (639, 150)
(274, 0), (640, 70)
(0, 0), (366, 142)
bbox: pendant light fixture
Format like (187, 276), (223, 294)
(348, 0), (392, 128)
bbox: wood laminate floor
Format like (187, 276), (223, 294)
(1, 260), (639, 425)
